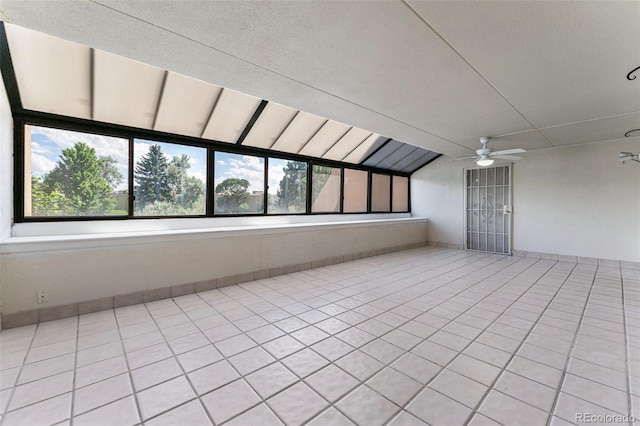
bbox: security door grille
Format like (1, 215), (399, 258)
(465, 165), (512, 254)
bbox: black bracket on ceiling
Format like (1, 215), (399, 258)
(627, 66), (640, 80)
(625, 129), (640, 137)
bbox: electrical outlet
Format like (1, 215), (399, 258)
(37, 290), (48, 304)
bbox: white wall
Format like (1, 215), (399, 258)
(0, 219), (427, 316)
(0, 70), (12, 241)
(412, 138), (640, 262)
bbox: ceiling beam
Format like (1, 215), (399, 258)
(0, 22), (23, 112)
(236, 99), (268, 145)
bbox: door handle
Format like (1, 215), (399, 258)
(503, 205), (512, 214)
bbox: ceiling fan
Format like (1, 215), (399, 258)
(462, 137), (527, 166)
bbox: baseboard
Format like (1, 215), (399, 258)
(1, 242), (428, 330)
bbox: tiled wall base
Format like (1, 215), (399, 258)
(1, 242), (428, 330)
(426, 241), (640, 270)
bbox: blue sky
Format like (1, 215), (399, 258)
(29, 126), (207, 192)
(30, 126), (300, 195)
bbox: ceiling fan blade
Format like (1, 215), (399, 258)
(455, 156), (478, 161)
(492, 154), (522, 160)
(491, 148), (526, 155)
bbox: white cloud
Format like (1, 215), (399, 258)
(30, 153), (56, 177)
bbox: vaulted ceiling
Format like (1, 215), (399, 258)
(1, 1), (639, 159)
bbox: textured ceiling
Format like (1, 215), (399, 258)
(1, 0), (639, 159)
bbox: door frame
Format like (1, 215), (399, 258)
(463, 163), (513, 255)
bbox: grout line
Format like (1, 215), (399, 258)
(391, 257), (560, 422)
(620, 264), (634, 426)
(112, 309), (146, 425)
(545, 264), (600, 425)
(463, 261), (579, 424)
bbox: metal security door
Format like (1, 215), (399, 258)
(465, 165), (512, 254)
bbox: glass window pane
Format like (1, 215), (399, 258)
(343, 169), (368, 213)
(311, 165), (341, 213)
(25, 125), (129, 217)
(134, 139), (207, 216)
(392, 176), (409, 212)
(371, 173), (391, 212)
(214, 152), (265, 214)
(268, 158), (307, 214)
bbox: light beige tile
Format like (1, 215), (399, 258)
(201, 379), (260, 424)
(188, 360), (239, 395)
(137, 376), (196, 420)
(73, 373), (132, 415)
(407, 388), (472, 425)
(306, 364), (359, 402)
(228, 346), (275, 376)
(3, 392), (71, 426)
(145, 400), (212, 426)
(429, 369), (488, 408)
(73, 395), (139, 426)
(225, 403), (282, 426)
(245, 362), (298, 399)
(367, 367), (422, 406)
(267, 382), (328, 426)
(131, 357), (183, 391)
(336, 385), (399, 426)
(9, 370), (73, 410)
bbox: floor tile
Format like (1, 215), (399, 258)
(72, 395), (139, 426)
(407, 388), (472, 426)
(131, 357), (183, 391)
(2, 392), (71, 426)
(308, 407), (355, 426)
(145, 400), (212, 426)
(411, 340), (457, 366)
(429, 369), (488, 408)
(215, 334), (256, 357)
(335, 350), (384, 381)
(246, 324), (285, 344)
(177, 345), (223, 372)
(337, 385), (399, 426)
(382, 329), (423, 350)
(225, 403), (283, 426)
(391, 353), (441, 384)
(335, 327), (376, 348)
(367, 367), (422, 406)
(506, 356), (563, 389)
(137, 376), (196, 420)
(479, 390), (548, 426)
(311, 337), (354, 361)
(282, 348), (329, 378)
(229, 346), (276, 375)
(17, 353), (75, 385)
(268, 382), (328, 426)
(73, 373), (132, 415)
(201, 379), (261, 424)
(9, 370), (73, 410)
(188, 359), (239, 395)
(262, 335), (305, 359)
(245, 362), (298, 399)
(448, 354), (502, 387)
(291, 326), (330, 346)
(306, 364), (359, 402)
(494, 371), (556, 412)
(562, 373), (628, 414)
(361, 339), (405, 364)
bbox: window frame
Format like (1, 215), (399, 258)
(14, 113), (412, 223)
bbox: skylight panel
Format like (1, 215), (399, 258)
(242, 102), (298, 149)
(323, 127), (372, 161)
(391, 148), (432, 172)
(201, 88), (262, 143)
(362, 140), (404, 167)
(403, 151), (440, 173)
(154, 72), (222, 137)
(298, 120), (351, 157)
(6, 23), (91, 119)
(270, 112), (327, 154)
(343, 134), (387, 164)
(375, 144), (419, 169)
(94, 50), (165, 129)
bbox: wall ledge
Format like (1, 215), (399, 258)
(1, 217), (427, 255)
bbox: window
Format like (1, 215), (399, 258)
(311, 165), (341, 213)
(268, 158), (307, 214)
(371, 173), (391, 212)
(214, 152), (265, 214)
(343, 169), (368, 213)
(392, 176), (409, 212)
(25, 125), (129, 217)
(18, 123), (412, 222)
(134, 139), (207, 216)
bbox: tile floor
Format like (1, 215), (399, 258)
(0, 247), (638, 426)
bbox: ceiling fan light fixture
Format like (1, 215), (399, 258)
(477, 158), (494, 167)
